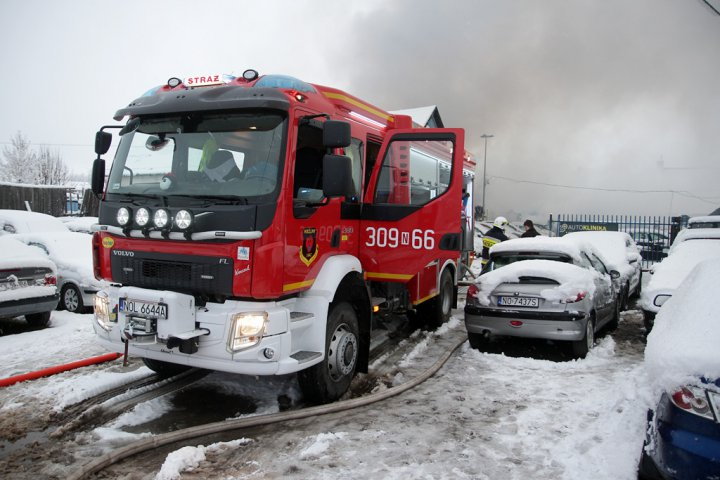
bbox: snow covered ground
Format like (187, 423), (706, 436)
(0, 304), (655, 479)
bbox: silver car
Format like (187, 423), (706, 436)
(464, 237), (620, 358)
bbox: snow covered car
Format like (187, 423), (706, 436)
(0, 236), (59, 327)
(58, 216), (98, 234)
(687, 215), (720, 229)
(464, 237), (620, 359)
(565, 231), (642, 309)
(668, 227), (720, 256)
(0, 209), (71, 236)
(639, 258), (720, 479)
(640, 239), (720, 332)
(15, 232), (106, 313)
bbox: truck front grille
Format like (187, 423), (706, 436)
(111, 252), (233, 296)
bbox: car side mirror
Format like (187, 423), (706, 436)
(91, 158), (105, 195)
(610, 270), (620, 280)
(95, 131), (112, 155)
(323, 120), (351, 148)
(322, 154), (353, 198)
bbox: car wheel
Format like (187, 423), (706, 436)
(467, 332), (487, 351)
(142, 357), (191, 377)
(61, 284), (84, 313)
(419, 269), (454, 328)
(571, 315), (594, 359)
(298, 301), (359, 404)
(25, 311), (51, 327)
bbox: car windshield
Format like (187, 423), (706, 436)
(107, 111), (286, 201)
(486, 253), (572, 271)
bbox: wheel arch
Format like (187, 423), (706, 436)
(331, 271), (371, 374)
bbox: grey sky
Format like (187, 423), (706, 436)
(1, 0), (718, 217)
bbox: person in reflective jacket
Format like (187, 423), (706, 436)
(481, 216), (509, 265)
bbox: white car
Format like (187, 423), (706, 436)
(565, 231), (642, 309)
(641, 239), (720, 332)
(17, 232), (107, 313)
(0, 236), (58, 327)
(0, 210), (104, 313)
(0, 209), (70, 235)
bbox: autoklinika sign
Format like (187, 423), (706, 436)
(558, 222), (619, 236)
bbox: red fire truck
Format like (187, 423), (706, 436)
(90, 70), (475, 403)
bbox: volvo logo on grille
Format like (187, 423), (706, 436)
(112, 250), (135, 257)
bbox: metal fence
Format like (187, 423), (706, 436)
(548, 214), (689, 269)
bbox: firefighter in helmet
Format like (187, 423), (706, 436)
(480, 216), (509, 265)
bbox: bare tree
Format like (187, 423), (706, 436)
(32, 146), (69, 185)
(1, 132), (70, 185)
(1, 131), (36, 183)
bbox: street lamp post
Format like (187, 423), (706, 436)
(480, 134), (493, 219)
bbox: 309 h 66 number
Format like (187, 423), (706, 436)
(365, 227), (435, 250)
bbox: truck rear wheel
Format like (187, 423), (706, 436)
(419, 269), (454, 328)
(298, 302), (359, 405)
(142, 357), (191, 377)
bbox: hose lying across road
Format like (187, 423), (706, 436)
(0, 353), (123, 388)
(68, 332), (468, 480)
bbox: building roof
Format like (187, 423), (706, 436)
(389, 105), (444, 128)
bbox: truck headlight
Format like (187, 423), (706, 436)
(227, 312), (267, 352)
(94, 291), (116, 331)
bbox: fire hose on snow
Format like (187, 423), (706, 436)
(0, 352), (123, 388)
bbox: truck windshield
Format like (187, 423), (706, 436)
(107, 112), (286, 201)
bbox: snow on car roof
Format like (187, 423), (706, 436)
(474, 259), (599, 306)
(564, 231), (640, 274)
(643, 239), (720, 294)
(0, 236), (56, 271)
(490, 237), (586, 263)
(0, 209), (70, 234)
(15, 232), (99, 287)
(644, 257), (720, 389)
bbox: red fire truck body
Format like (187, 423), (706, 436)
(91, 71), (474, 402)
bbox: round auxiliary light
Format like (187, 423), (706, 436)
(135, 208), (150, 227)
(242, 69), (259, 81)
(153, 209), (169, 229)
(175, 210), (192, 230)
(117, 207), (130, 226)
(167, 77), (182, 88)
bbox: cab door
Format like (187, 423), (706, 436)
(359, 129), (465, 303)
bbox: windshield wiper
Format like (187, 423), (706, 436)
(168, 194), (250, 205)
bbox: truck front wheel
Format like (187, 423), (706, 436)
(298, 302), (359, 404)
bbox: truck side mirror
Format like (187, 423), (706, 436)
(91, 158), (105, 195)
(322, 154), (353, 198)
(323, 120), (351, 148)
(95, 131), (112, 155)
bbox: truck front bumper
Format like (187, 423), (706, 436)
(92, 285), (323, 376)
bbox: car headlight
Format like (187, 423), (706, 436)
(117, 207), (131, 226)
(175, 210), (192, 230)
(654, 294), (671, 307)
(135, 208), (150, 227)
(94, 291), (116, 331)
(227, 312), (267, 352)
(153, 209), (169, 229)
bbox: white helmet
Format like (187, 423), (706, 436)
(493, 216), (509, 229)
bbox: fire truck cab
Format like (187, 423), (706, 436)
(91, 70), (474, 403)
